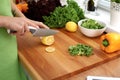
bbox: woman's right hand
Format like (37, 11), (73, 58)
(1, 16), (49, 36)
(4, 17), (39, 35)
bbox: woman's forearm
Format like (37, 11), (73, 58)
(11, 0), (25, 17)
(0, 16), (7, 27)
(0, 16), (11, 28)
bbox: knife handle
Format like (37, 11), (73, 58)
(7, 26), (37, 34)
(7, 29), (17, 34)
(29, 26), (37, 33)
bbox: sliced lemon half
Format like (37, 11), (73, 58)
(41, 36), (54, 45)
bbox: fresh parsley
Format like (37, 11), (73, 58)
(43, 0), (85, 28)
(68, 44), (93, 57)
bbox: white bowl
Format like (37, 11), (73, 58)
(78, 19), (106, 37)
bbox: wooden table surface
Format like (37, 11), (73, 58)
(17, 29), (120, 80)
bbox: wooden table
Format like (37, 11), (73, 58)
(17, 29), (120, 80)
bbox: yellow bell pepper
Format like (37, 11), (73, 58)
(100, 33), (120, 53)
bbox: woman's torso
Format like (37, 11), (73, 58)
(0, 0), (26, 80)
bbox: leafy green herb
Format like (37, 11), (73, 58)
(111, 0), (120, 3)
(81, 19), (104, 29)
(68, 44), (93, 57)
(43, 0), (85, 28)
(67, 0), (85, 20)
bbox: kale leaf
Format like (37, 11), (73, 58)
(43, 0), (85, 28)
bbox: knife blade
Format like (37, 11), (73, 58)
(8, 26), (59, 37)
(29, 26), (59, 37)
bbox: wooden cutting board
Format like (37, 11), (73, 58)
(17, 28), (120, 80)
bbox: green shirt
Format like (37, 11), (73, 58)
(0, 0), (27, 80)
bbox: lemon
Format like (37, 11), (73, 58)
(41, 36), (54, 45)
(65, 21), (78, 32)
(45, 47), (55, 53)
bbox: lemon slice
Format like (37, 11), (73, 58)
(41, 36), (54, 45)
(45, 47), (55, 53)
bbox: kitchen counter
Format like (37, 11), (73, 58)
(17, 29), (120, 80)
(68, 57), (120, 80)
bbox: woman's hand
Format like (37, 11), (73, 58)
(4, 1), (49, 36)
(1, 16), (49, 36)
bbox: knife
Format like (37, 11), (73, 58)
(8, 26), (59, 37)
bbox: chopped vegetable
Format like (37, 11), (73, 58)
(43, 0), (85, 28)
(81, 19), (104, 29)
(68, 44), (93, 57)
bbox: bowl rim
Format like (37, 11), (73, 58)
(78, 19), (106, 30)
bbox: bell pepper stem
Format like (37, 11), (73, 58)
(102, 39), (109, 47)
